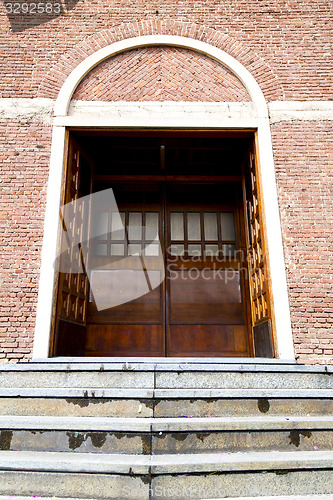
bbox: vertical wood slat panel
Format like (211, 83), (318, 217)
(244, 142), (274, 357)
(54, 137), (93, 356)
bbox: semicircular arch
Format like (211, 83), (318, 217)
(54, 35), (268, 117)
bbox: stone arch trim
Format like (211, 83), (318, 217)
(38, 20), (284, 102)
(54, 35), (268, 117)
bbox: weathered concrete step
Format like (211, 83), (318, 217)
(0, 359), (301, 368)
(0, 363), (331, 389)
(0, 387), (332, 398)
(2, 415), (333, 432)
(1, 395), (332, 418)
(0, 388), (153, 397)
(0, 372), (154, 389)
(154, 388), (333, 398)
(155, 396), (333, 418)
(0, 396), (152, 417)
(208, 497), (333, 500)
(1, 449), (332, 474)
(1, 427), (331, 455)
(5, 360), (331, 373)
(1, 416), (332, 455)
(154, 371), (333, 389)
(152, 429), (332, 455)
(208, 495), (332, 500)
(0, 467), (331, 499)
(0, 496), (331, 500)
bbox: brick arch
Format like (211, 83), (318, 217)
(72, 46), (251, 102)
(37, 20), (284, 101)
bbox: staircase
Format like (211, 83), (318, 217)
(0, 359), (332, 500)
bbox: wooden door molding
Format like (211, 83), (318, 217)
(52, 136), (93, 356)
(243, 138), (275, 357)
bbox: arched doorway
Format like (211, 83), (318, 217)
(33, 36), (294, 360)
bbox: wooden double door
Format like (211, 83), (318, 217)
(85, 182), (251, 357)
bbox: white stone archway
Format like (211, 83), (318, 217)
(33, 35), (295, 360)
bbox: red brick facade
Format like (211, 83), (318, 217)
(0, 3), (332, 363)
(0, 121), (52, 362)
(73, 47), (250, 102)
(272, 121), (333, 365)
(37, 21), (283, 101)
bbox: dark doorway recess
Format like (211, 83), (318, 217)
(52, 130), (274, 358)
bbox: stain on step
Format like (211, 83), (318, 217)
(65, 397), (107, 408)
(196, 432), (210, 442)
(140, 474), (150, 485)
(274, 469), (291, 475)
(170, 433), (188, 442)
(67, 431), (85, 450)
(289, 429), (312, 447)
(258, 398), (270, 413)
(141, 435), (152, 455)
(89, 432), (107, 448)
(0, 430), (13, 450)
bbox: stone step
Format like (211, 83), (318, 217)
(209, 497), (333, 500)
(0, 362), (331, 389)
(1, 449), (332, 473)
(154, 370), (333, 389)
(0, 496), (331, 500)
(1, 393), (332, 418)
(2, 361), (326, 374)
(1, 416), (332, 455)
(1, 387), (332, 398)
(24, 357), (300, 365)
(2, 415), (333, 431)
(0, 451), (331, 499)
(1, 361), (331, 499)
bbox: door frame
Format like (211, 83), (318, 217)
(33, 35), (295, 360)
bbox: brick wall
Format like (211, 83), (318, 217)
(1, 2), (331, 100)
(73, 47), (250, 102)
(0, 121), (52, 362)
(37, 21), (283, 101)
(0, 1), (332, 362)
(272, 121), (333, 365)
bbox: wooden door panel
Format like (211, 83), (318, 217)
(53, 137), (93, 356)
(168, 325), (248, 357)
(88, 283), (163, 324)
(169, 270), (244, 324)
(244, 143), (274, 356)
(166, 183), (250, 357)
(84, 181), (251, 357)
(85, 184), (165, 356)
(85, 324), (164, 356)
